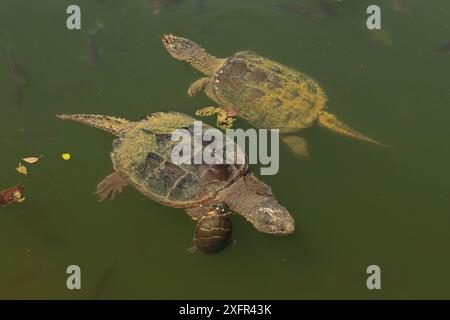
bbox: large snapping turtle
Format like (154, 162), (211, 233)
(57, 112), (294, 235)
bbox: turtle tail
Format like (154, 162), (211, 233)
(317, 111), (392, 149)
(56, 114), (132, 136)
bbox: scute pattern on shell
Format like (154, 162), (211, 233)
(111, 112), (247, 208)
(194, 214), (233, 254)
(214, 51), (328, 133)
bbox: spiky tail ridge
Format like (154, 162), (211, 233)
(56, 114), (132, 136)
(317, 111), (392, 149)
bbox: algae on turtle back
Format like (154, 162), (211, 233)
(57, 112), (295, 241)
(162, 34), (391, 159)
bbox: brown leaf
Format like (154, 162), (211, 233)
(22, 155), (43, 164)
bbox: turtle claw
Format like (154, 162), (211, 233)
(96, 186), (121, 202)
(195, 106), (219, 117)
(217, 116), (236, 130)
(95, 172), (128, 202)
(195, 106), (236, 130)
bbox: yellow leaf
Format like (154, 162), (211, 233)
(16, 164), (28, 176)
(61, 153), (71, 161)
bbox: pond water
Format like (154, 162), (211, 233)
(0, 0), (449, 299)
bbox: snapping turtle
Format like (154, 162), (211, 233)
(57, 112), (294, 236)
(162, 34), (389, 158)
(190, 202), (233, 254)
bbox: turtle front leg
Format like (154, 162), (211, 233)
(185, 202), (215, 221)
(195, 106), (237, 130)
(95, 171), (129, 201)
(188, 77), (211, 97)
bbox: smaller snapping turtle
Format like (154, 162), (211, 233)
(57, 112), (294, 236)
(190, 202), (233, 254)
(162, 34), (389, 158)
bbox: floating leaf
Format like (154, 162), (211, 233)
(16, 164), (28, 176)
(61, 153), (71, 161)
(22, 155), (43, 164)
(12, 191), (25, 203)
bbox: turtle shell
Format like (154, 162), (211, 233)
(214, 51), (328, 133)
(193, 214), (232, 254)
(111, 112), (247, 208)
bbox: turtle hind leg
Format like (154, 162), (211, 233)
(195, 106), (237, 130)
(281, 135), (311, 159)
(317, 111), (392, 149)
(95, 172), (129, 201)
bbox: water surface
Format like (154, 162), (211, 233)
(0, 0), (449, 299)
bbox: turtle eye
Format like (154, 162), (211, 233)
(215, 202), (229, 214)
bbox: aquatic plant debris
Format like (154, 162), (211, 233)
(61, 153), (71, 161)
(15, 163), (28, 176)
(0, 184), (25, 208)
(21, 155), (43, 164)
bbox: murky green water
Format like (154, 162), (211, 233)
(1, 0), (449, 299)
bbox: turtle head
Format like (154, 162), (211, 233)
(162, 34), (203, 62)
(250, 199), (295, 236)
(214, 202), (230, 215)
(217, 174), (295, 236)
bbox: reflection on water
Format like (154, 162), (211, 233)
(0, 0), (450, 299)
